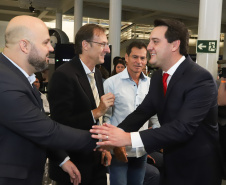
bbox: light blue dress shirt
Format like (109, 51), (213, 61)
(104, 68), (159, 157)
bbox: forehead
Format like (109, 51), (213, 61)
(130, 47), (147, 56)
(150, 26), (168, 39)
(93, 30), (108, 41)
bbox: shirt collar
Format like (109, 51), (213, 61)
(80, 59), (95, 74)
(120, 68), (148, 81)
(2, 53), (36, 85)
(163, 55), (186, 76)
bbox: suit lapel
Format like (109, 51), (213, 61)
(71, 57), (97, 108)
(165, 56), (192, 98)
(0, 53), (43, 110)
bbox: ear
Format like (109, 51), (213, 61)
(125, 53), (129, 63)
(171, 40), (180, 52)
(19, 39), (30, 54)
(82, 40), (89, 51)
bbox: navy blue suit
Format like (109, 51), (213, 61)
(0, 53), (96, 185)
(118, 56), (222, 185)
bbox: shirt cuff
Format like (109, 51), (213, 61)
(59, 156), (70, 167)
(131, 132), (144, 148)
(91, 110), (96, 123)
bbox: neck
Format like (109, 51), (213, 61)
(128, 69), (141, 86)
(80, 54), (95, 71)
(162, 54), (183, 72)
(3, 48), (34, 76)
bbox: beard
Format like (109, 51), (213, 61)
(28, 45), (48, 72)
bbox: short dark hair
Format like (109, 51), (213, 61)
(74, 24), (106, 55)
(126, 41), (147, 56)
(154, 19), (189, 55)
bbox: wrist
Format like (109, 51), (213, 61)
(92, 108), (102, 120)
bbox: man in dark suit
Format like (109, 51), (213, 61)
(48, 24), (115, 185)
(91, 19), (222, 185)
(0, 15), (98, 185)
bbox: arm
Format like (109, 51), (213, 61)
(218, 77), (226, 106)
(139, 73), (218, 153)
(0, 88), (97, 151)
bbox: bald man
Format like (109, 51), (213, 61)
(0, 15), (97, 185)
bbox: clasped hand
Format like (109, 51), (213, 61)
(90, 123), (132, 148)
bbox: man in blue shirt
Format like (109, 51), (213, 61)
(104, 41), (160, 185)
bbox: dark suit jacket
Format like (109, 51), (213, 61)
(0, 53), (96, 185)
(48, 55), (106, 185)
(118, 56), (222, 185)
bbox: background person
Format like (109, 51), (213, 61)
(104, 40), (160, 185)
(111, 59), (126, 76)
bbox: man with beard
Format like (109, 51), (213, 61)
(0, 15), (98, 185)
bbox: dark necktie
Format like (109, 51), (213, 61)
(162, 73), (169, 96)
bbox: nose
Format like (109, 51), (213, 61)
(48, 43), (54, 52)
(104, 45), (110, 53)
(147, 41), (153, 52)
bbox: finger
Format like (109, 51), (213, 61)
(72, 177), (78, 185)
(96, 140), (114, 146)
(91, 133), (107, 140)
(91, 125), (109, 130)
(90, 129), (108, 135)
(101, 152), (105, 165)
(103, 123), (116, 128)
(70, 167), (81, 183)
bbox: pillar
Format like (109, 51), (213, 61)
(196, 0), (223, 79)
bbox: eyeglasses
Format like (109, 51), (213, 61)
(88, 41), (110, 48)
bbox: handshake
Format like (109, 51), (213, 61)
(90, 123), (132, 162)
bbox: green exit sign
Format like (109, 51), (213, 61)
(196, 40), (217, 53)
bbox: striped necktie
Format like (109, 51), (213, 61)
(88, 72), (102, 125)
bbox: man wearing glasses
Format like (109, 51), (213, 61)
(48, 24), (115, 185)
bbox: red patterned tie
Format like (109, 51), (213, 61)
(163, 73), (169, 96)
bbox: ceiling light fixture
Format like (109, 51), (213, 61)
(29, 0), (35, 13)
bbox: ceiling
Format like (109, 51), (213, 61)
(1, 0), (226, 35)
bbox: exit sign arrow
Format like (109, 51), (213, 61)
(198, 43), (207, 50)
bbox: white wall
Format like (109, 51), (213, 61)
(45, 20), (75, 42)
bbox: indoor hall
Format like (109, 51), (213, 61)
(0, 0), (226, 185)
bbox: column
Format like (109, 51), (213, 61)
(196, 0), (223, 79)
(109, 0), (122, 71)
(74, 0), (83, 41)
(223, 33), (226, 60)
(56, 10), (62, 30)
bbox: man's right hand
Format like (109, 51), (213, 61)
(92, 93), (115, 119)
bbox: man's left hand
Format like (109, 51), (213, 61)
(61, 160), (81, 185)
